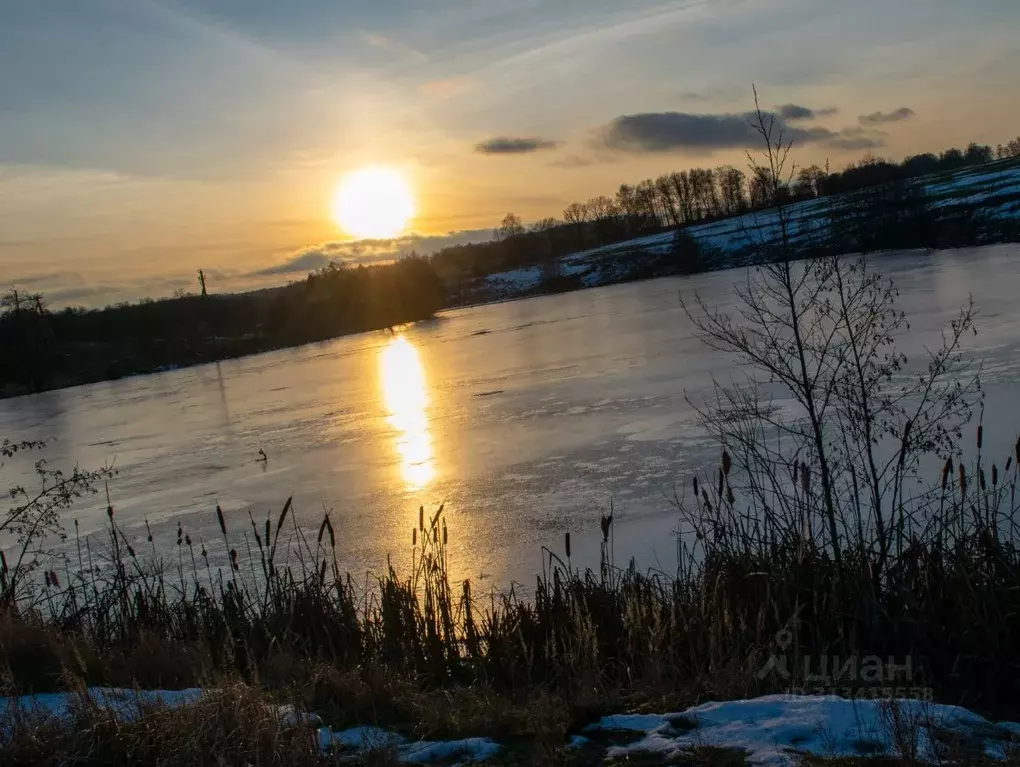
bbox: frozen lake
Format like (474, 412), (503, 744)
(3, 245), (1020, 586)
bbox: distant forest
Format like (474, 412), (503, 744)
(427, 136), (1020, 286)
(3, 133), (1019, 397)
(1, 259), (442, 395)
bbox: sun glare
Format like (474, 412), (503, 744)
(332, 167), (415, 240)
(380, 335), (434, 490)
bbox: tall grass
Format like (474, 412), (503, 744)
(2, 430), (1020, 721)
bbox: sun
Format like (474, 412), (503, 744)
(331, 167), (415, 240)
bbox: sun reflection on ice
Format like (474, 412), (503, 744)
(379, 335), (435, 490)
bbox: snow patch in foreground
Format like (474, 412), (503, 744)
(324, 725), (499, 764)
(1, 688), (206, 721)
(3, 689), (499, 765)
(584, 695), (1020, 766)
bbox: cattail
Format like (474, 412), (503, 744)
(442, 519), (448, 546)
(277, 496), (292, 532)
(1007, 456), (1013, 473)
(800, 462), (811, 495)
(185, 534), (191, 547)
(319, 560), (327, 583)
(977, 425), (983, 450)
(325, 515), (335, 549)
(230, 549), (239, 570)
(201, 545), (207, 559)
(49, 570), (59, 588)
(265, 518), (271, 543)
(107, 505), (114, 520)
(216, 505), (227, 536)
(959, 464), (967, 499)
(693, 477), (699, 496)
(419, 506), (425, 532)
(717, 468), (724, 498)
(564, 532), (571, 559)
(992, 464), (998, 486)
(126, 544), (136, 559)
(600, 514), (613, 543)
(44, 571), (52, 588)
(412, 528), (417, 546)
(979, 469), (987, 490)
(177, 524), (183, 546)
(941, 457), (953, 491)
(722, 449), (732, 476)
(317, 516), (329, 545)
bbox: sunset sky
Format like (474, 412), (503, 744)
(3, 0), (1019, 306)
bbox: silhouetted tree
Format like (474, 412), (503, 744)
(997, 136), (1020, 159)
(717, 166), (747, 215)
(562, 202), (588, 246)
(495, 213), (525, 242)
(965, 143), (994, 166)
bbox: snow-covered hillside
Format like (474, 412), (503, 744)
(476, 160), (1020, 302)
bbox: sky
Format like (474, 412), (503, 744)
(2, 0), (1019, 307)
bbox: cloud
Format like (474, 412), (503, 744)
(859, 107), (915, 125)
(548, 154), (600, 169)
(679, 86), (746, 103)
(362, 32), (427, 62)
(826, 135), (886, 150)
(776, 103), (839, 121)
(597, 109), (889, 154)
(474, 136), (560, 155)
(253, 229), (497, 279)
(254, 251), (333, 276)
(419, 76), (475, 98)
(599, 111), (838, 153)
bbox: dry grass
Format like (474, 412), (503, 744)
(0, 428), (1018, 763)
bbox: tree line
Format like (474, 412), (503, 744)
(0, 257), (444, 396)
(428, 134), (1020, 287)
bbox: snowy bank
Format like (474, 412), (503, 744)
(2, 688), (499, 765)
(585, 694), (1020, 765)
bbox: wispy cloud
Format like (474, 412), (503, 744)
(859, 107), (915, 125)
(253, 229), (496, 278)
(777, 103), (839, 121)
(362, 31), (428, 62)
(548, 154), (600, 169)
(475, 136), (560, 155)
(419, 76), (475, 97)
(254, 252), (336, 276)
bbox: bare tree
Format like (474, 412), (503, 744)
(586, 195), (619, 244)
(655, 176), (681, 227)
(495, 212), (526, 242)
(995, 136), (1020, 159)
(634, 180), (660, 227)
(795, 165), (826, 198)
(669, 172), (696, 225)
(680, 89), (980, 579)
(715, 166), (747, 216)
